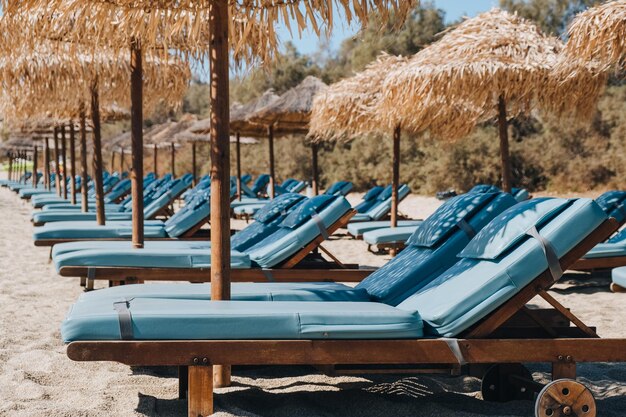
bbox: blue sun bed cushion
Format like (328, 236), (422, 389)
(61, 299), (423, 342)
(233, 203), (267, 217)
(347, 219), (422, 237)
(398, 197), (607, 337)
(469, 184), (502, 194)
(356, 192), (517, 306)
(350, 184), (410, 222)
(35, 221), (169, 240)
(581, 240), (626, 259)
(78, 282), (370, 303)
(595, 190), (626, 224)
(611, 267), (626, 288)
(325, 181), (353, 196)
(363, 225), (421, 246)
(53, 194), (346, 270)
(354, 186), (385, 213)
(51, 193), (307, 259)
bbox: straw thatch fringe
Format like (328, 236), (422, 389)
(566, 1), (626, 69)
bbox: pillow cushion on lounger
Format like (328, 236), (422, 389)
(53, 194), (350, 270)
(61, 197), (606, 342)
(595, 190), (626, 224)
(399, 197), (607, 336)
(50, 193), (307, 259)
(324, 181), (353, 196)
(76, 192), (516, 307)
(362, 225), (422, 246)
(348, 220), (423, 238)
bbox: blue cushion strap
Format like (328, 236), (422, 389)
(456, 219), (476, 239)
(261, 269), (275, 282)
(311, 213), (330, 240)
(526, 226), (563, 282)
(113, 299), (134, 340)
(443, 338), (466, 366)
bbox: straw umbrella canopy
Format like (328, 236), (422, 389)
(3, 0), (417, 397)
(310, 54), (410, 233)
(249, 76), (327, 195)
(378, 9), (608, 193)
(565, 1), (626, 70)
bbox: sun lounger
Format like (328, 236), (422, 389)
(33, 177), (203, 246)
(61, 197), (624, 417)
(32, 175), (189, 225)
(349, 184), (411, 223)
(31, 174), (121, 208)
(54, 194), (369, 284)
(72, 191), (516, 303)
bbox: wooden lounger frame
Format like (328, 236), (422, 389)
(58, 210), (374, 285)
(66, 218), (626, 416)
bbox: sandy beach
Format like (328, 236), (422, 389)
(1, 188), (625, 417)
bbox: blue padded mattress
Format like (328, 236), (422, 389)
(348, 220), (422, 237)
(61, 299), (424, 341)
(363, 225), (421, 245)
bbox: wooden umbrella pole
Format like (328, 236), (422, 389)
(170, 142), (176, 178)
(236, 132), (242, 201)
(153, 143), (158, 176)
(391, 124), (401, 229)
(268, 124), (275, 199)
(192, 141), (197, 185)
(61, 125), (68, 200)
(43, 137), (50, 190)
(110, 152), (115, 174)
(311, 142), (319, 195)
(497, 94), (512, 193)
(53, 126), (61, 196)
(69, 121), (77, 205)
(209, 0), (231, 392)
(90, 78), (106, 225)
(7, 152), (12, 182)
(130, 37), (145, 249)
(120, 148), (125, 175)
(32, 144), (38, 187)
(79, 107), (89, 213)
(24, 151), (29, 182)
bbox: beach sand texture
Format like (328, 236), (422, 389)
(1, 188), (625, 416)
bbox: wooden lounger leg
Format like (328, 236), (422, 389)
(552, 360), (576, 380)
(214, 365), (231, 388)
(179, 365), (189, 400)
(79, 276), (86, 287)
(188, 365), (213, 417)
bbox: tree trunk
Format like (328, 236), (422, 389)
(80, 107), (89, 213)
(209, 0), (231, 389)
(130, 38), (145, 249)
(311, 142), (319, 195)
(497, 95), (512, 193)
(90, 78), (106, 226)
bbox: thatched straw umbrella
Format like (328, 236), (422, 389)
(379, 9), (608, 193)
(3, 0), (415, 397)
(147, 116), (197, 181)
(311, 54), (409, 232)
(565, 1), (626, 69)
(249, 76), (327, 195)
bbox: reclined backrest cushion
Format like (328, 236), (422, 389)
(459, 198), (576, 260)
(399, 198), (607, 337)
(251, 174), (270, 194)
(406, 192), (511, 248)
(363, 186), (384, 201)
(280, 195), (338, 229)
(254, 193), (307, 224)
(357, 192), (517, 305)
(469, 184), (501, 194)
(281, 178), (297, 189)
(377, 185), (393, 201)
(596, 190), (626, 223)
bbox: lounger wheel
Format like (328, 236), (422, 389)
(481, 363), (535, 402)
(535, 379), (596, 417)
